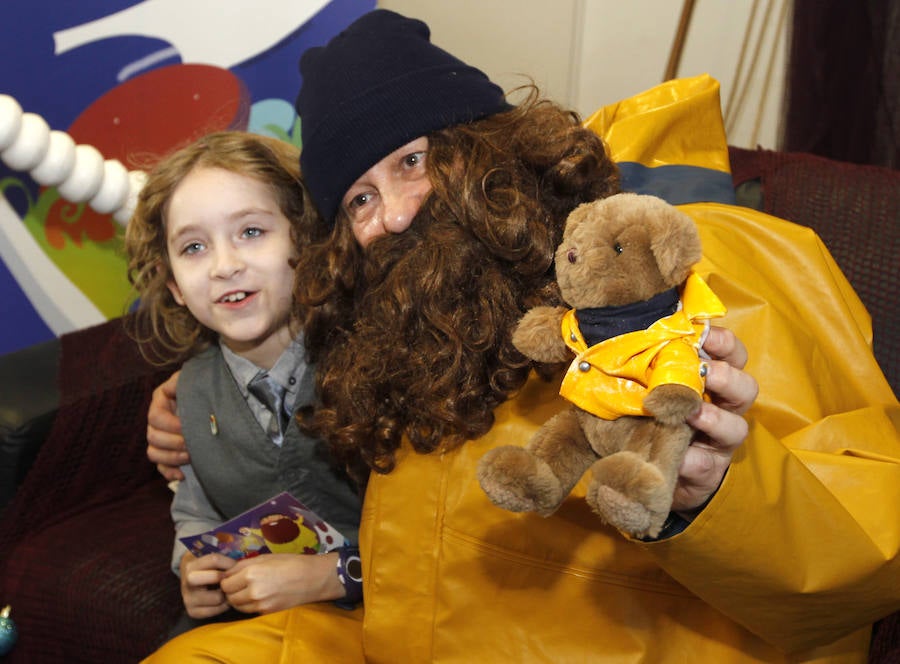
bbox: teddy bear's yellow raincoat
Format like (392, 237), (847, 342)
(559, 271), (726, 419)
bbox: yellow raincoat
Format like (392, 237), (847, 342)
(559, 271), (726, 419)
(147, 75), (900, 663)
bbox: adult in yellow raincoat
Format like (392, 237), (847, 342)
(145, 10), (900, 664)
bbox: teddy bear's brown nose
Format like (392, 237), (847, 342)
(567, 248), (577, 263)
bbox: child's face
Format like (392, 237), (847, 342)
(165, 166), (298, 369)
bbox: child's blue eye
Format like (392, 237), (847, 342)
(244, 227), (264, 238)
(183, 242), (204, 255)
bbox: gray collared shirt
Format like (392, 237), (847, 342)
(220, 337), (310, 447)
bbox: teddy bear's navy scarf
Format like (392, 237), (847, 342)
(575, 287), (680, 346)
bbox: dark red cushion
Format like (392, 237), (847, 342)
(0, 318), (183, 662)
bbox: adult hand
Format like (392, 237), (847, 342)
(671, 326), (758, 513)
(220, 552), (345, 614)
(179, 551), (237, 619)
(147, 370), (189, 481)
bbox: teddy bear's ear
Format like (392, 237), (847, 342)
(649, 204), (703, 285)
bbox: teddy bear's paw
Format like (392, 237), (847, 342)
(477, 446), (564, 515)
(589, 485), (654, 536)
(643, 384), (702, 425)
(512, 306), (571, 363)
(588, 485), (671, 538)
(587, 452), (673, 537)
(589, 451), (667, 501)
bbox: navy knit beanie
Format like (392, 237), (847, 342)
(295, 9), (511, 225)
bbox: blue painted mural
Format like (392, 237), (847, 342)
(0, 0), (374, 355)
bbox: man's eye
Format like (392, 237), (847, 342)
(348, 192), (372, 210)
(403, 151), (426, 168)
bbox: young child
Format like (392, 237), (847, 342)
(124, 132), (362, 635)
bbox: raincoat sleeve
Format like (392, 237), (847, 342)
(587, 74), (900, 652)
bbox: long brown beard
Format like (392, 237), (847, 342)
(313, 209), (554, 475)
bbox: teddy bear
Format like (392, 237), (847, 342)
(477, 192), (726, 538)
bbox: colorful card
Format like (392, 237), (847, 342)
(180, 492), (346, 560)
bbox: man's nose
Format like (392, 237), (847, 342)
(380, 188), (424, 235)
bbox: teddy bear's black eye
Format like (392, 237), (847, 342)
(567, 248), (577, 263)
(613, 242), (623, 255)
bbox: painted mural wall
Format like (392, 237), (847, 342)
(0, 0), (374, 356)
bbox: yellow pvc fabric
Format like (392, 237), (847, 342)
(146, 74), (900, 664)
(143, 602), (364, 663)
(584, 73), (731, 172)
(559, 271), (726, 419)
(356, 75), (900, 662)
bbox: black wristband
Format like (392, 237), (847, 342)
(334, 545), (363, 609)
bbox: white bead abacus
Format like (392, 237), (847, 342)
(0, 94), (145, 225)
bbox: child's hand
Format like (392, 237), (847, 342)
(220, 553), (345, 614)
(179, 552), (237, 619)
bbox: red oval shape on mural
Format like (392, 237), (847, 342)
(67, 63), (248, 169)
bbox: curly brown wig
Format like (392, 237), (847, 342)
(295, 90), (620, 477)
(125, 131), (324, 365)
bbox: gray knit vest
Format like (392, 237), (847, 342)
(177, 345), (361, 543)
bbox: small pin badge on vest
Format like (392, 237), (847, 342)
(209, 413), (219, 436)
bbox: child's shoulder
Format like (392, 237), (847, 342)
(176, 345), (228, 407)
(181, 344), (222, 376)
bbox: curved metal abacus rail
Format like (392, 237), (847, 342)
(0, 93), (146, 225)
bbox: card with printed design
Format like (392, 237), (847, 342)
(180, 492), (346, 559)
